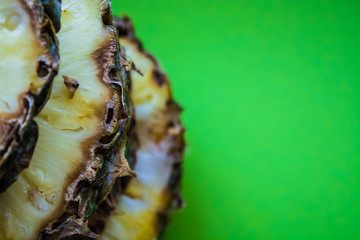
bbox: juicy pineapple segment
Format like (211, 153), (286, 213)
(95, 17), (185, 240)
(0, 1), (131, 239)
(0, 0), (59, 192)
(0, 0), (39, 114)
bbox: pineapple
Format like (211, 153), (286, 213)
(90, 17), (185, 240)
(0, 1), (132, 239)
(0, 0), (60, 192)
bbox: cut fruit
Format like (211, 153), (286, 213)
(0, 0), (60, 192)
(89, 17), (185, 240)
(0, 1), (132, 239)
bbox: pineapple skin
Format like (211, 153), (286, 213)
(90, 17), (185, 240)
(0, 0), (60, 193)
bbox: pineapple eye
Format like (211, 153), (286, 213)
(0, 8), (22, 31)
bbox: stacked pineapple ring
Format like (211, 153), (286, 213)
(0, 0), (184, 239)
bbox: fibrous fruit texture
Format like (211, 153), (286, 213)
(0, 0), (60, 192)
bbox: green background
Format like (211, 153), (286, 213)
(113, 1), (360, 239)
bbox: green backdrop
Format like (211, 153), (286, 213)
(112, 1), (360, 239)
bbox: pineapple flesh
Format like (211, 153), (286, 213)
(0, 0), (60, 192)
(91, 17), (185, 240)
(0, 1), (132, 239)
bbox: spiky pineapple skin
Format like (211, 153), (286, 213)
(90, 17), (185, 240)
(0, 0), (60, 192)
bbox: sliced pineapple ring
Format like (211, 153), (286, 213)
(0, 0), (60, 192)
(0, 1), (131, 239)
(91, 17), (185, 240)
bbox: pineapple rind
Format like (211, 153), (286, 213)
(91, 17), (185, 240)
